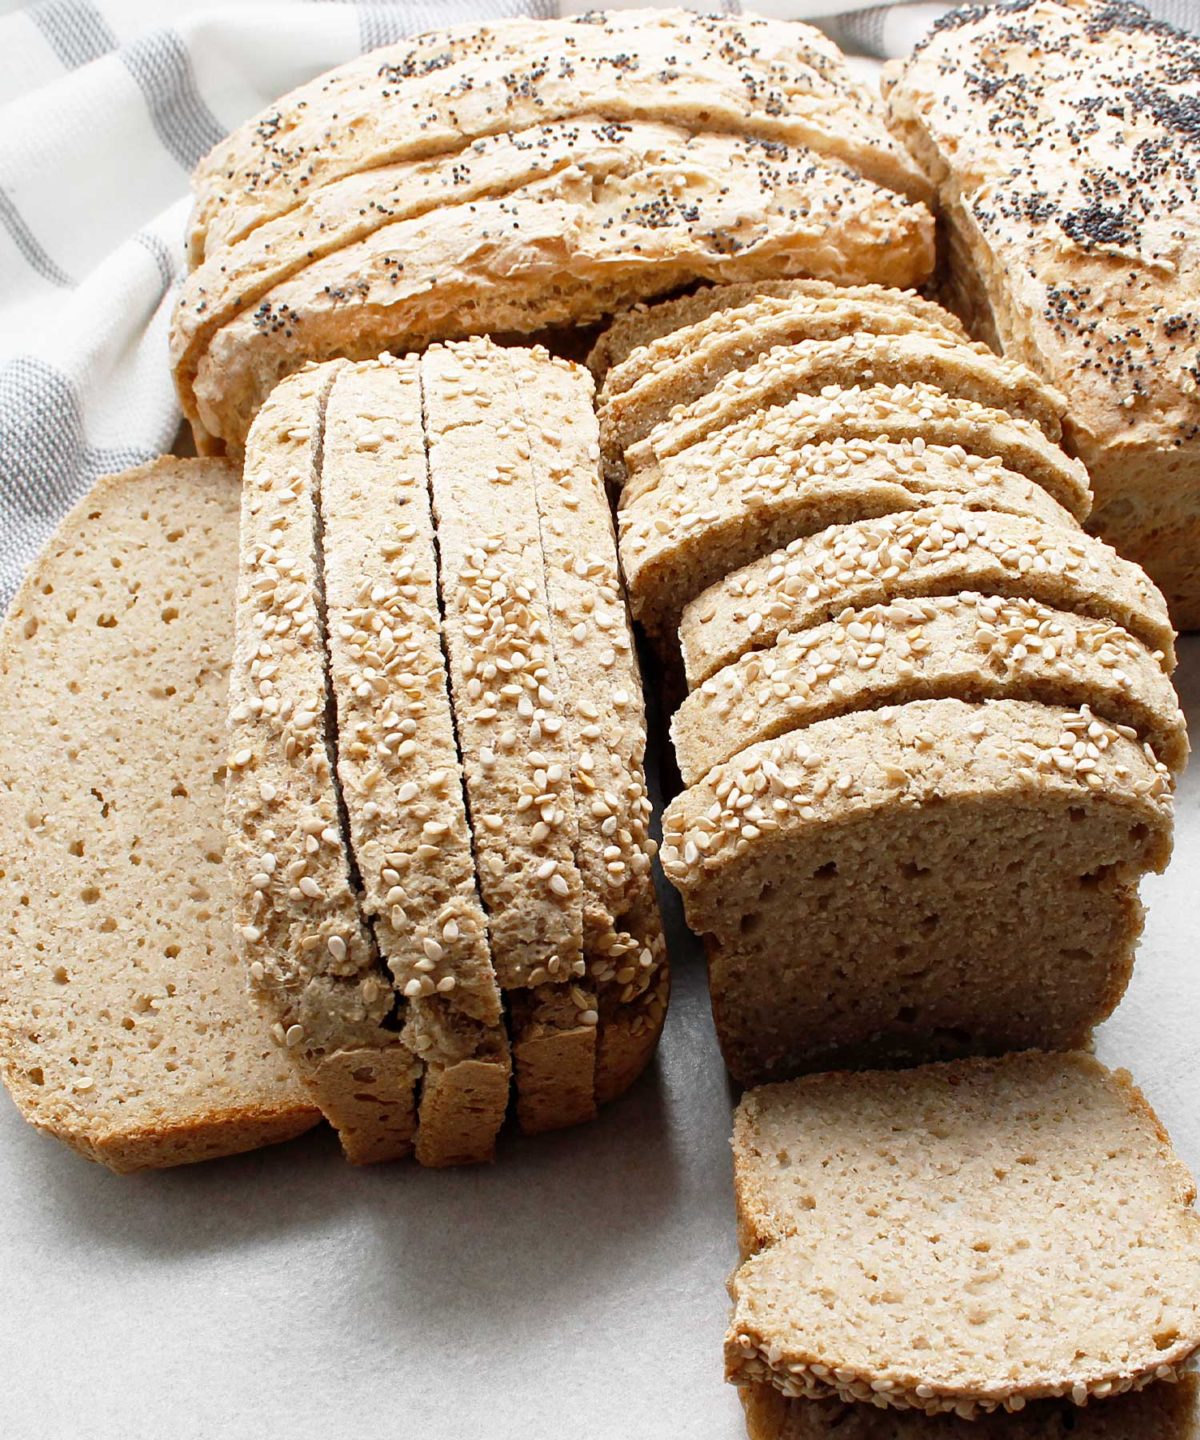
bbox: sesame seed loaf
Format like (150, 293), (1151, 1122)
(189, 128), (933, 452)
(673, 593), (1187, 785)
(679, 505), (1177, 687)
(507, 348), (666, 1016)
(318, 357), (511, 1168)
(660, 698), (1174, 1086)
(421, 340), (595, 1134)
(739, 1375), (1200, 1440)
(622, 381), (1091, 519)
(619, 438), (1078, 644)
(188, 9), (930, 264)
(883, 0), (1200, 628)
(728, 1053), (1200, 1415)
(227, 366), (422, 1164)
(0, 459), (319, 1172)
(600, 331), (1067, 470)
(597, 291), (966, 462)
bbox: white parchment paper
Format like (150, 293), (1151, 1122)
(0, 639), (1196, 1439)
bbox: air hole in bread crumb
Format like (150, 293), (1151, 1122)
(164, 945), (179, 959)
(1155, 1328), (1180, 1350)
(27, 1068), (43, 1086)
(67, 839), (84, 857)
(80, 887), (99, 905)
(812, 861), (838, 881)
(52, 967), (68, 984)
(1068, 806), (1087, 823)
(21, 618), (37, 639)
(1079, 864), (1116, 890)
(96, 613), (117, 628)
(900, 860), (929, 879)
(161, 607), (179, 624)
(1130, 823), (1150, 843)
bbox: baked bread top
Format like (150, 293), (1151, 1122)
(884, 0), (1200, 465)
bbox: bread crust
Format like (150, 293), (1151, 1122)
(679, 504), (1177, 687)
(0, 459), (319, 1172)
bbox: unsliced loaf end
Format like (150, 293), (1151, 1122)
(0, 460), (319, 1171)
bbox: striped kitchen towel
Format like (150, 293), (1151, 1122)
(0, 0), (1197, 606)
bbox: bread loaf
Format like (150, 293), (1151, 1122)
(661, 699), (1173, 1085)
(0, 459), (319, 1171)
(728, 1053), (1200, 1415)
(884, 0), (1200, 627)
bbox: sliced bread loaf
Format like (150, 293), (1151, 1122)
(619, 439), (1078, 643)
(319, 356), (511, 1168)
(740, 1376), (1200, 1439)
(672, 594), (1187, 784)
(189, 10), (929, 263)
(679, 505), (1177, 687)
(0, 459), (319, 1172)
(622, 381), (1091, 518)
(227, 366), (422, 1164)
(728, 1052), (1200, 1415)
(661, 698), (1174, 1085)
(190, 128), (933, 452)
(600, 331), (1066, 468)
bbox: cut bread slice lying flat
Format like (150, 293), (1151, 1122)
(319, 357), (511, 1168)
(0, 459), (319, 1171)
(740, 1376), (1200, 1440)
(598, 290), (966, 457)
(228, 366), (422, 1164)
(673, 593), (1187, 784)
(190, 128), (932, 452)
(680, 505), (1177, 687)
(661, 698), (1174, 1086)
(600, 330), (1066, 467)
(728, 1053), (1200, 1416)
(622, 380), (1091, 519)
(619, 438), (1077, 642)
(188, 10), (929, 263)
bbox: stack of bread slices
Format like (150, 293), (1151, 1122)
(592, 278), (1187, 1088)
(170, 7), (936, 454)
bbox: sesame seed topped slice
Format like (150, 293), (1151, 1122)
(679, 504), (1176, 688)
(227, 364), (420, 1164)
(672, 592), (1188, 785)
(320, 356), (510, 1167)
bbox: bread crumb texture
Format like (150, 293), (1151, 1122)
(728, 1053), (1200, 1417)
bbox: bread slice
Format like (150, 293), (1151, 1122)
(740, 1376), (1200, 1440)
(188, 9), (930, 262)
(319, 357), (511, 1167)
(728, 1053), (1200, 1415)
(421, 339), (594, 1134)
(600, 331), (1066, 468)
(622, 380), (1091, 519)
(507, 348), (667, 1038)
(190, 129), (933, 451)
(673, 593), (1187, 784)
(660, 698), (1174, 1086)
(619, 438), (1078, 643)
(884, 0), (1200, 627)
(597, 291), (966, 458)
(680, 505), (1177, 687)
(227, 366), (421, 1165)
(0, 458), (320, 1172)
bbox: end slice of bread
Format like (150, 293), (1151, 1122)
(729, 1052), (1200, 1416)
(0, 459), (320, 1171)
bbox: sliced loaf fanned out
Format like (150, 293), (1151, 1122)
(506, 347), (668, 1108)
(740, 1376), (1200, 1440)
(187, 8), (930, 264)
(318, 357), (511, 1168)
(226, 366), (422, 1164)
(187, 126), (933, 452)
(621, 381), (1091, 516)
(597, 288), (967, 463)
(680, 505), (1177, 687)
(673, 593), (1187, 785)
(661, 699), (1174, 1086)
(599, 330), (1066, 469)
(728, 1054), (1200, 1416)
(619, 438), (1078, 643)
(0, 460), (320, 1172)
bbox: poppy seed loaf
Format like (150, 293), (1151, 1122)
(0, 459), (319, 1171)
(728, 1053), (1200, 1416)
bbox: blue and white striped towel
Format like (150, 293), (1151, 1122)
(1, 0), (1197, 606)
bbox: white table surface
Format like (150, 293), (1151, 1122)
(0, 639), (1196, 1440)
